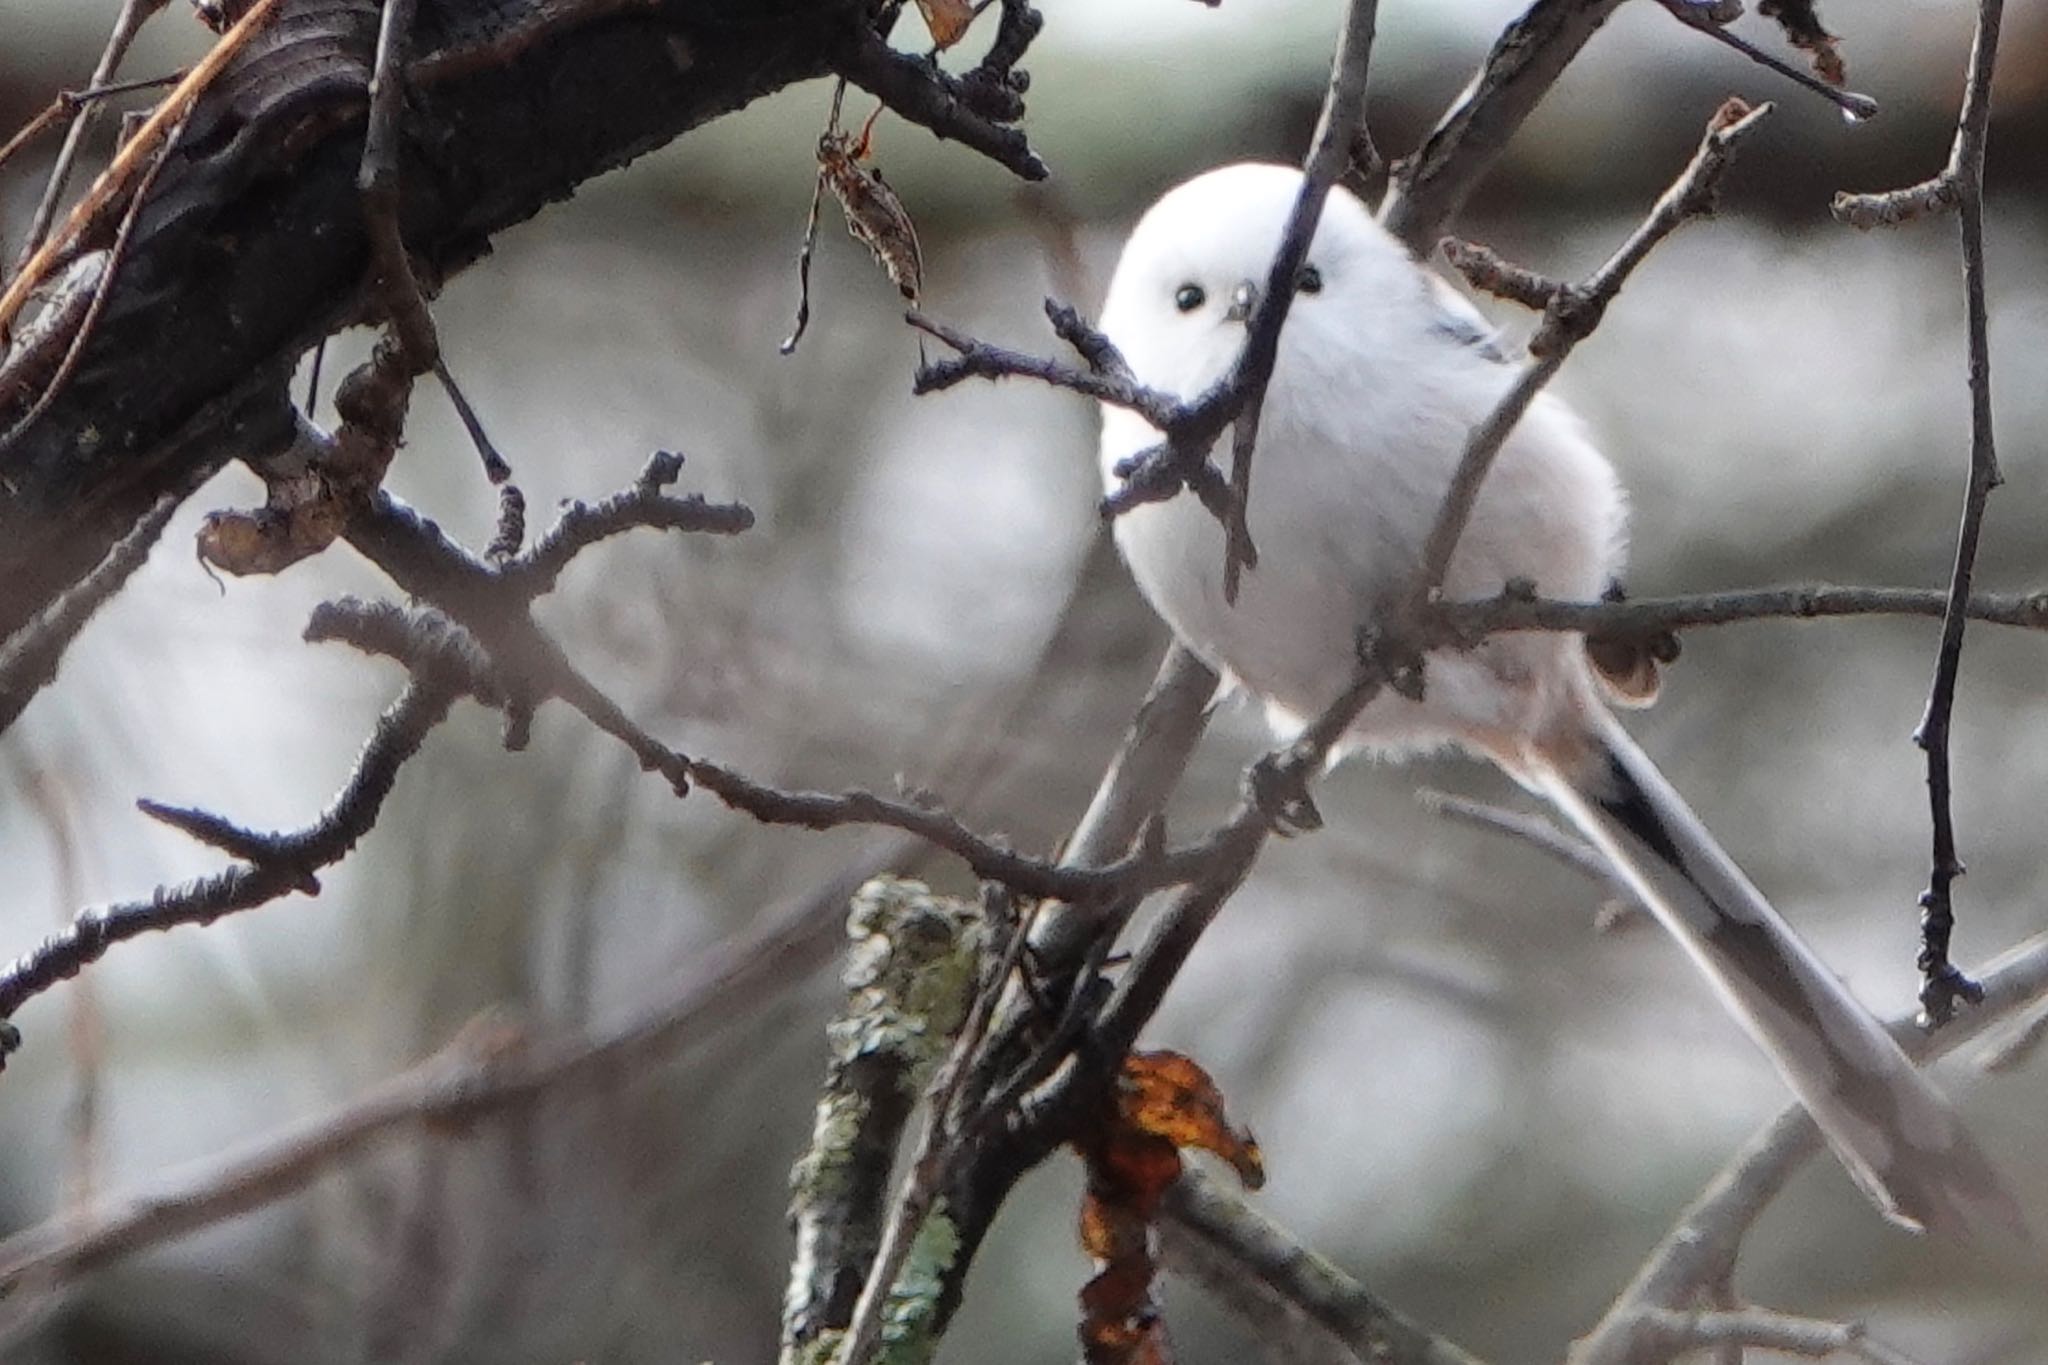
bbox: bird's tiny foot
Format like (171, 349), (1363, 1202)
(1249, 751), (1322, 834)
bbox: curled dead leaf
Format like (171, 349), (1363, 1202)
(1116, 1049), (1265, 1189)
(820, 113), (924, 305)
(1071, 1050), (1261, 1364)
(915, 0), (976, 50)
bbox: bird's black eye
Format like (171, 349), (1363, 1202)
(1297, 264), (1324, 295)
(1173, 284), (1206, 313)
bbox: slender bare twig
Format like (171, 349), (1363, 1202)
(1410, 98), (1771, 611)
(1911, 0), (2004, 1026)
(1414, 787), (1644, 920)
(1572, 932), (2048, 1365)
(0, 672), (464, 1035)
(7, 0), (170, 275)
(1439, 237), (1560, 311)
(505, 450), (753, 597)
(1027, 643), (1220, 970)
(1653, 1), (1878, 121)
(1607, 1308), (1926, 1365)
(0, 0), (283, 342)
(432, 357), (513, 484)
(0, 493), (178, 736)
(1429, 582), (2048, 640)
(1830, 0), (2008, 1023)
(1161, 1169), (1487, 1365)
(1215, 0), (1380, 600)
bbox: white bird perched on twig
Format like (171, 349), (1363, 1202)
(1096, 161), (2013, 1238)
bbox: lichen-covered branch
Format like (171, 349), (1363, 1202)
(781, 879), (985, 1365)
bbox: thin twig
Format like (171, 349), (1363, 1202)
(1163, 1170), (1488, 1365)
(7, 0), (170, 276)
(0, 493), (180, 737)
(0, 0), (283, 341)
(1216, 0), (1380, 601)
(1905, 0), (2006, 1025)
(1612, 1308), (1926, 1365)
(1414, 788), (1644, 922)
(506, 450), (752, 597)
(432, 357), (512, 484)
(1428, 582), (2048, 640)
(779, 77), (847, 356)
(0, 672), (464, 1034)
(1409, 98), (1772, 612)
(1654, 1), (1878, 122)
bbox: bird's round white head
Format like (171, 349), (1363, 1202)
(1097, 162), (1428, 402)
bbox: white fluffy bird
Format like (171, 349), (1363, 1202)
(1097, 162), (2009, 1236)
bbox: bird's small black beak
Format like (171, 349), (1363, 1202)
(1225, 280), (1258, 324)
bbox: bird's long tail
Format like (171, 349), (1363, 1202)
(1525, 708), (2012, 1237)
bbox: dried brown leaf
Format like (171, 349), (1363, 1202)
(820, 118), (924, 304)
(1760, 0), (1847, 86)
(1117, 1050), (1265, 1190)
(915, 0), (976, 50)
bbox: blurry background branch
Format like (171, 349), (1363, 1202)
(1574, 931), (2048, 1365)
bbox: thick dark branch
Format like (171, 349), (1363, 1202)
(837, 24), (1046, 181)
(0, 0), (1040, 647)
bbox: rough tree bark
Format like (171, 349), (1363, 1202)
(0, 0), (1036, 644)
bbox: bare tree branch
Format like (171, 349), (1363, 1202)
(1572, 932), (2048, 1365)
(1161, 1169), (1488, 1365)
(1409, 98), (1771, 611)
(1377, 0), (1627, 252)
(0, 665), (466, 1033)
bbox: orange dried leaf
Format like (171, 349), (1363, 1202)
(915, 0), (976, 49)
(1118, 1051), (1265, 1190)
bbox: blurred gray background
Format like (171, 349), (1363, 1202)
(3, 0), (2048, 1360)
